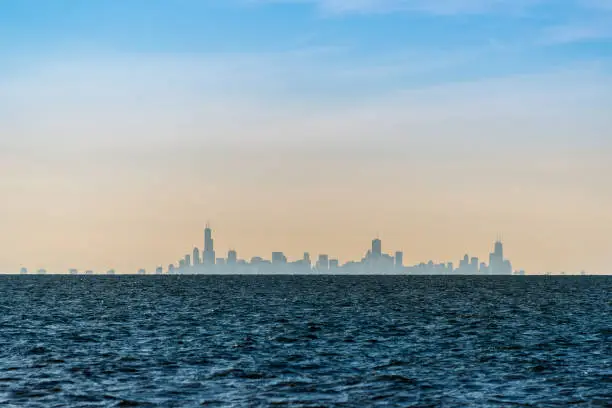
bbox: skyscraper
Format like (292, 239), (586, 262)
(193, 247), (201, 265)
(395, 251), (403, 268)
(317, 254), (329, 271)
(303, 252), (311, 266)
(272, 252), (287, 264)
(203, 225), (216, 266)
(494, 241), (504, 259)
(460, 254), (469, 268)
(470, 257), (479, 273)
(489, 240), (511, 274)
(372, 238), (382, 258)
(227, 249), (237, 264)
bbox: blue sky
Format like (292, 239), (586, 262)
(1, 0), (610, 148)
(2, 0), (611, 77)
(1, 0), (611, 273)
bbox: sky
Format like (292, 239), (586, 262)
(0, 0), (611, 274)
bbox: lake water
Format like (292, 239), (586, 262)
(0, 275), (610, 407)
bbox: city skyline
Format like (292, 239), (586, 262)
(14, 224), (577, 276)
(2, 217), (605, 274)
(1, 1), (611, 275)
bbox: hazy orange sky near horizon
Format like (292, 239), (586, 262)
(1, 131), (610, 274)
(1, 1), (611, 274)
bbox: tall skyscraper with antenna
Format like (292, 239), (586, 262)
(203, 224), (216, 266)
(489, 239), (512, 274)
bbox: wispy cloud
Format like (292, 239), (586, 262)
(539, 20), (612, 44)
(581, 0), (612, 11)
(253, 0), (612, 16)
(256, 0), (612, 49)
(253, 0), (549, 15)
(1, 50), (610, 155)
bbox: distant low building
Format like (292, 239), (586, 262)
(227, 250), (238, 264)
(272, 252), (287, 265)
(395, 251), (403, 269)
(316, 254), (329, 271)
(193, 247), (201, 265)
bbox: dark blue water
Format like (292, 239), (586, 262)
(0, 276), (610, 407)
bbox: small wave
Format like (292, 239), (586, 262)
(374, 374), (417, 384)
(27, 346), (47, 355)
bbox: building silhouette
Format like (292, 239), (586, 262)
(489, 240), (512, 275)
(372, 238), (382, 258)
(470, 257), (479, 273)
(227, 249), (238, 264)
(193, 247), (200, 265)
(395, 251), (403, 269)
(272, 252), (287, 265)
(316, 254), (329, 271)
(203, 225), (216, 266)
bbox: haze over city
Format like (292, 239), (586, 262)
(1, 0), (611, 274)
